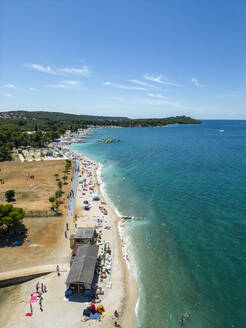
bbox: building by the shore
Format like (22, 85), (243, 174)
(66, 244), (99, 294)
(69, 227), (96, 249)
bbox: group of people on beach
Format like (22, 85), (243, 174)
(28, 281), (47, 315)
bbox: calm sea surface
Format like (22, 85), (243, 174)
(70, 120), (246, 328)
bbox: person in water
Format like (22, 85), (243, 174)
(184, 313), (191, 319)
(180, 313), (191, 327)
(180, 314), (184, 327)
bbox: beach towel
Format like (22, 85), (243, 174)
(29, 296), (37, 303)
(89, 312), (101, 320)
(25, 313), (33, 317)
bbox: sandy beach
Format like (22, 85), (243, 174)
(0, 151), (138, 328)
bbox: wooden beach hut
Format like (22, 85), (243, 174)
(66, 244), (99, 293)
(69, 227), (96, 249)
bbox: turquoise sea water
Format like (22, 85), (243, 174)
(70, 121), (246, 328)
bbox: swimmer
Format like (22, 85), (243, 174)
(180, 314), (184, 327)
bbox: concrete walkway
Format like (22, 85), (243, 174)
(67, 161), (79, 216)
(0, 257), (70, 282)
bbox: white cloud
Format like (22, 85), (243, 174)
(144, 74), (179, 87)
(47, 80), (82, 89)
(4, 93), (13, 97)
(2, 83), (16, 89)
(27, 64), (90, 76)
(103, 81), (148, 91)
(61, 80), (81, 86)
(29, 64), (54, 74)
(147, 93), (169, 99)
(129, 79), (157, 89)
(192, 77), (205, 88)
(29, 87), (39, 91)
(59, 66), (89, 76)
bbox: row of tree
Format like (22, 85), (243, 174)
(48, 159), (72, 214)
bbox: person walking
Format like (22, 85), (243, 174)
(39, 297), (43, 312)
(41, 282), (44, 293)
(30, 303), (33, 314)
(56, 265), (60, 276)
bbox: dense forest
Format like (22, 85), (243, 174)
(115, 116), (202, 127)
(0, 111), (202, 161)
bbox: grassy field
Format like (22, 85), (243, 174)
(0, 158), (74, 266)
(0, 159), (73, 214)
(0, 216), (65, 268)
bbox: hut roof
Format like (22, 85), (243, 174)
(74, 227), (95, 240)
(71, 243), (80, 256)
(66, 244), (98, 285)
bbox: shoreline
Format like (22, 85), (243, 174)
(96, 159), (139, 326)
(0, 145), (138, 328)
(0, 134), (139, 328)
(73, 149), (139, 328)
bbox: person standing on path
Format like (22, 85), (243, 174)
(66, 222), (69, 230)
(56, 265), (60, 276)
(30, 303), (33, 314)
(39, 297), (43, 311)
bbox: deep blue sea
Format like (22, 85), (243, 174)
(70, 120), (246, 328)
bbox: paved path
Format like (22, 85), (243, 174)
(67, 161), (80, 216)
(0, 257), (70, 281)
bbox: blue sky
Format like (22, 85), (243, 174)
(0, 0), (245, 119)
